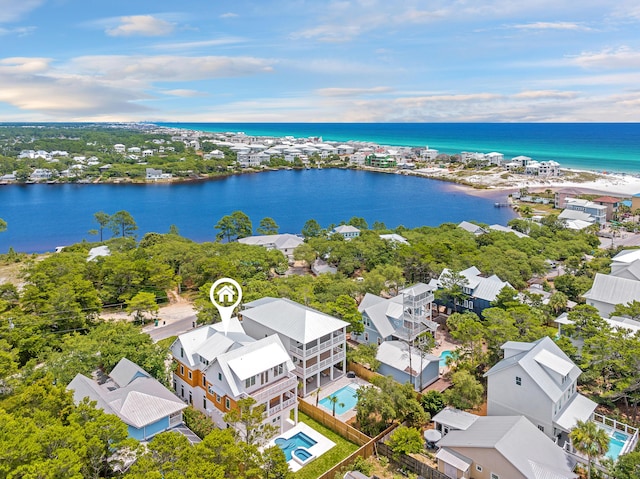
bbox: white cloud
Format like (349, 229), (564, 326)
(316, 86), (392, 97)
(220, 12), (238, 19)
(106, 15), (175, 37)
(513, 90), (578, 99)
(151, 37), (246, 51)
(162, 89), (208, 97)
(512, 21), (591, 31)
(0, 26), (35, 36)
(0, 0), (43, 23)
(571, 46), (640, 69)
(69, 55), (274, 81)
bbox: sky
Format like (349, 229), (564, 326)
(1, 0), (640, 122)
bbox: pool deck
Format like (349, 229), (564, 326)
(267, 421), (336, 472)
(303, 375), (371, 422)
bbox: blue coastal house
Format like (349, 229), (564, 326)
(68, 358), (186, 441)
(376, 340), (439, 391)
(429, 266), (511, 317)
(357, 283), (437, 346)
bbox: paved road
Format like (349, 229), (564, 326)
(141, 303), (198, 343)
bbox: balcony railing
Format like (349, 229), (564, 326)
(243, 374), (298, 404)
(289, 333), (346, 358)
(267, 397), (298, 417)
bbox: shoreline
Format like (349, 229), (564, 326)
(2, 163), (638, 198)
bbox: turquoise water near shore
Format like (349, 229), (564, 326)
(0, 169), (515, 253)
(157, 122), (640, 174)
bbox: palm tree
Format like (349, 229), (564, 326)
(327, 395), (344, 417)
(569, 420), (609, 479)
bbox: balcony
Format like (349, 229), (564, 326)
(295, 350), (345, 377)
(289, 333), (345, 358)
(267, 396), (298, 417)
(246, 373), (298, 404)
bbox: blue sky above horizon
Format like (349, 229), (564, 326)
(1, 0), (640, 122)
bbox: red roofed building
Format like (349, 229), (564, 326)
(592, 196), (623, 221)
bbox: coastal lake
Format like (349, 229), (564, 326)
(0, 169), (516, 253)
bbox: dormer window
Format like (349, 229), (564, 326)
(245, 376), (256, 388)
(515, 376), (522, 386)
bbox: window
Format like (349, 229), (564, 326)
(180, 365), (184, 375)
(218, 372), (222, 381)
(216, 394), (221, 403)
(245, 376), (256, 388)
(180, 347), (184, 358)
(515, 376), (522, 386)
(273, 363), (284, 376)
(225, 398), (230, 409)
(491, 474), (500, 479)
(181, 385), (184, 398)
(468, 301), (473, 310)
(538, 425), (544, 432)
(377, 337), (381, 345)
(188, 392), (192, 405)
(188, 371), (192, 380)
(364, 333), (369, 341)
(203, 376), (206, 387)
(203, 398), (207, 409)
(476, 465), (483, 472)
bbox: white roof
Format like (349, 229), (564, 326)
(489, 224), (529, 238)
(436, 266), (511, 303)
(227, 341), (291, 380)
(435, 448), (472, 472)
(612, 249), (640, 265)
(583, 273), (640, 307)
(458, 221), (485, 234)
(432, 407), (479, 430)
(242, 298), (348, 343)
(87, 245), (110, 261)
(437, 416), (577, 479)
(376, 341), (438, 377)
(238, 234), (304, 250)
(333, 225), (360, 234)
(379, 233), (409, 245)
(485, 337), (580, 402)
(554, 394), (597, 432)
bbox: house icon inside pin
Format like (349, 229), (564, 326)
(217, 284), (236, 303)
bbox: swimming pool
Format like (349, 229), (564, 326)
(274, 432), (318, 461)
(439, 350), (454, 367)
(319, 384), (359, 415)
(605, 430), (629, 461)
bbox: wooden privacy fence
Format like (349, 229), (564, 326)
(317, 423), (399, 479)
(299, 400), (370, 446)
(376, 443), (450, 479)
(347, 361), (383, 382)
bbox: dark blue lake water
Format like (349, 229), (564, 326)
(0, 169), (515, 253)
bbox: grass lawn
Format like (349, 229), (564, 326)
(293, 412), (360, 479)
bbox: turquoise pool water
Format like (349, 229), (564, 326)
(319, 385), (359, 415)
(605, 431), (629, 461)
(439, 350), (453, 367)
(274, 432), (317, 461)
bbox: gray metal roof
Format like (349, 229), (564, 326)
(360, 294), (400, 339)
(67, 359), (186, 430)
(376, 340), (438, 376)
(458, 221), (485, 234)
(485, 337), (580, 402)
(553, 393), (597, 432)
(240, 297), (348, 343)
(437, 416), (577, 479)
(432, 406), (479, 430)
(109, 357), (149, 388)
(583, 273), (640, 306)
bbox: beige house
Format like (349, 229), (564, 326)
(436, 416), (577, 479)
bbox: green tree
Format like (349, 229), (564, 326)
(93, 211), (111, 242)
(109, 210), (138, 238)
(548, 291), (569, 315)
(327, 394), (345, 417)
(348, 216), (368, 230)
(257, 217), (279, 235)
(387, 426), (424, 460)
(347, 343), (380, 371)
(610, 450), (640, 479)
(224, 397), (277, 445)
(0, 217), (6, 233)
(612, 300), (640, 320)
(126, 291), (159, 323)
(293, 242), (316, 265)
(436, 269), (469, 312)
(326, 294), (363, 335)
(569, 419), (609, 479)
(215, 210), (252, 242)
(302, 218), (322, 239)
(421, 390), (445, 416)
(262, 446), (292, 479)
(444, 370), (484, 411)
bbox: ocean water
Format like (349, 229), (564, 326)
(157, 122), (640, 174)
(0, 169), (514, 253)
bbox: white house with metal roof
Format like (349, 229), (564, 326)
(68, 358), (186, 441)
(485, 337), (596, 446)
(582, 273), (640, 318)
(435, 416), (577, 479)
(332, 225), (360, 240)
(432, 407), (479, 437)
(357, 283), (437, 346)
(171, 319), (298, 435)
(241, 297), (348, 397)
(238, 233), (304, 262)
(376, 340), (439, 391)
(610, 249), (640, 281)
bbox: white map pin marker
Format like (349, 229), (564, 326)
(209, 278), (242, 335)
